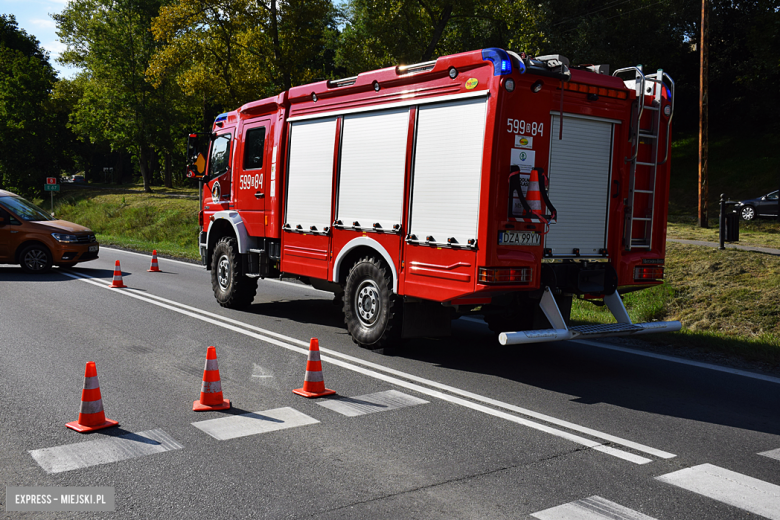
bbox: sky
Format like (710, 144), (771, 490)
(1, 0), (79, 78)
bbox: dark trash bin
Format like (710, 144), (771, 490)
(724, 212), (739, 242)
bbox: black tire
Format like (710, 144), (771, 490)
(343, 256), (401, 349)
(19, 244), (53, 273)
(211, 237), (258, 308)
(740, 205), (756, 221)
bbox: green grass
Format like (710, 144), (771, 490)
(51, 187), (200, 261)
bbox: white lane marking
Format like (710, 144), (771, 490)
(575, 339), (780, 385)
(656, 463), (780, 519)
(98, 247), (331, 292)
(461, 316), (780, 385)
(29, 429), (182, 474)
(531, 495), (657, 520)
(192, 407), (318, 440)
(61, 271), (664, 464)
(317, 390), (428, 417)
(759, 448), (780, 461)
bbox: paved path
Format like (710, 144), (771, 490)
(668, 238), (780, 256)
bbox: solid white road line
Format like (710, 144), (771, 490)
(29, 429), (182, 474)
(191, 407), (318, 441)
(656, 463), (780, 520)
(531, 495), (657, 520)
(317, 390), (428, 417)
(60, 271), (668, 464)
(759, 448), (780, 461)
(460, 316), (780, 385)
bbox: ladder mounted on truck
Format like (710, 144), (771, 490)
(613, 66), (675, 251)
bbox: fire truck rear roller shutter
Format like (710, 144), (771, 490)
(337, 108), (409, 232)
(545, 114), (614, 257)
(285, 118), (338, 232)
(408, 97), (487, 248)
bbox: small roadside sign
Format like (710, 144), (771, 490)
(46, 177), (57, 185)
(44, 184), (60, 192)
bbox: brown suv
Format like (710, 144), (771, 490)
(0, 189), (99, 273)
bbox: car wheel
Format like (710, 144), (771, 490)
(343, 256), (401, 349)
(19, 244), (53, 273)
(740, 205), (756, 221)
(210, 236), (258, 308)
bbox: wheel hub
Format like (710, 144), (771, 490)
(355, 280), (380, 327)
(217, 256), (230, 290)
(24, 250), (47, 271)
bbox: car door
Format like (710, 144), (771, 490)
(0, 205), (23, 262)
(759, 190), (779, 216)
(234, 120), (269, 237)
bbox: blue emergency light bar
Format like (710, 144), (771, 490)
(482, 48), (524, 76)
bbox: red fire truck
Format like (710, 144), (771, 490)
(191, 47), (681, 349)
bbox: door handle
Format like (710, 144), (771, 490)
(254, 192), (264, 199)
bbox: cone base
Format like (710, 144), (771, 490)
(109, 283), (127, 288)
(66, 418), (119, 433)
(193, 399), (230, 411)
(293, 387), (336, 398)
(147, 267), (161, 272)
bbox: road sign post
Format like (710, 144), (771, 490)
(44, 180), (59, 213)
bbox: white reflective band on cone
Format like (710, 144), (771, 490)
(79, 399), (104, 414)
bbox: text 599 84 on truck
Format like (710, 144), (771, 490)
(190, 48), (681, 349)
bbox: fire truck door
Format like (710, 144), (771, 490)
(235, 121), (269, 237)
(206, 131), (232, 209)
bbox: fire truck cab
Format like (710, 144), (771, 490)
(196, 47), (680, 349)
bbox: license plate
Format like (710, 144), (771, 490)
(89, 245), (98, 252)
(498, 230), (540, 246)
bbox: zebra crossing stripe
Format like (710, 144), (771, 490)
(656, 463), (780, 520)
(531, 495), (656, 519)
(29, 429), (182, 474)
(316, 390), (428, 417)
(192, 406), (318, 440)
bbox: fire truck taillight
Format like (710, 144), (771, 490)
(478, 267), (532, 284)
(634, 266), (664, 281)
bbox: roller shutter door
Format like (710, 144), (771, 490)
(409, 97), (487, 246)
(285, 118), (337, 231)
(545, 115), (614, 257)
(337, 108), (409, 230)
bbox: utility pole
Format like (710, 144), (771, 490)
(698, 0), (709, 228)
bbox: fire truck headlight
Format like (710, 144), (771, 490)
(449, 67), (458, 79)
(531, 80), (544, 93)
(504, 78), (515, 92)
(373, 81), (380, 92)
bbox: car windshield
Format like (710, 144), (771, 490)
(0, 195), (55, 222)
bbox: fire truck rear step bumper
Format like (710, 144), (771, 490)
(498, 287), (681, 345)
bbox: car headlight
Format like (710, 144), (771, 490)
(51, 233), (79, 243)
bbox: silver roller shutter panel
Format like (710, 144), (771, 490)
(409, 97), (487, 246)
(545, 115), (614, 257)
(337, 108), (409, 229)
(285, 118), (338, 231)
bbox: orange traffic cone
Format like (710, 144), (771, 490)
(147, 250), (161, 272)
(193, 346), (230, 411)
(109, 260), (127, 288)
(293, 338), (336, 398)
(66, 361), (119, 433)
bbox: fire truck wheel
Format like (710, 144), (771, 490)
(343, 256), (401, 349)
(211, 236), (258, 308)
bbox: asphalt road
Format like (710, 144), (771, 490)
(1, 248), (779, 519)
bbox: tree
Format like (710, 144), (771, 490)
(148, 0), (339, 113)
(0, 14), (65, 197)
(55, 0), (197, 192)
(335, 0), (543, 75)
